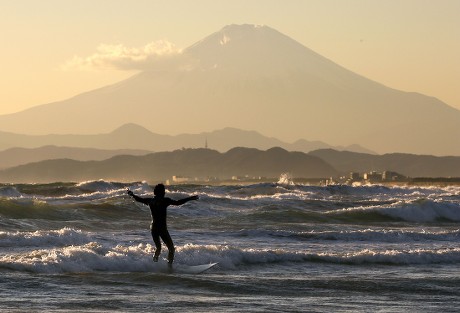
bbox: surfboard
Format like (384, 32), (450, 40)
(152, 261), (218, 274)
(174, 262), (218, 274)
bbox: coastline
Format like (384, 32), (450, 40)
(164, 177), (460, 187)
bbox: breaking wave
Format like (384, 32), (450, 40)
(2, 242), (460, 274)
(327, 198), (460, 223)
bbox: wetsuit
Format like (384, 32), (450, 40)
(129, 192), (196, 264)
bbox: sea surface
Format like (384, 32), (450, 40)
(0, 179), (459, 312)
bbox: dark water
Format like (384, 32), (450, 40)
(1, 180), (459, 312)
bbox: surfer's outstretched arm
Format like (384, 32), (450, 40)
(170, 195), (199, 206)
(127, 189), (151, 205)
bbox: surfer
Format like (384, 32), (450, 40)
(127, 184), (199, 266)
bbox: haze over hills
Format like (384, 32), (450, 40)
(0, 123), (374, 155)
(309, 149), (460, 178)
(2, 146), (460, 184)
(0, 147), (338, 183)
(0, 145), (151, 170)
(1, 24), (459, 155)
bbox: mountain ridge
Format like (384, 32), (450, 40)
(2, 146), (460, 184)
(0, 147), (338, 183)
(0, 145), (151, 170)
(0, 124), (374, 158)
(0, 24), (459, 155)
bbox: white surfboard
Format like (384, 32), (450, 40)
(174, 262), (218, 274)
(152, 261), (218, 274)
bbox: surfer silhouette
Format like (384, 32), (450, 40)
(127, 184), (198, 266)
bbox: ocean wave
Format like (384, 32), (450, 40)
(0, 242), (155, 273)
(175, 183), (459, 205)
(2, 181), (458, 208)
(0, 227), (90, 247)
(0, 198), (54, 219)
(0, 197), (140, 223)
(0, 186), (23, 198)
(326, 198), (460, 223)
(204, 184), (310, 201)
(178, 244), (460, 267)
(1, 192), (457, 227)
(235, 228), (460, 243)
(3, 242), (459, 274)
(313, 247), (460, 265)
(76, 180), (125, 192)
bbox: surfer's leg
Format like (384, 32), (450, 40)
(160, 230), (175, 265)
(151, 229), (161, 261)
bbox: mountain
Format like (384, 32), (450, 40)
(1, 24), (459, 155)
(0, 145), (151, 170)
(0, 147), (338, 183)
(0, 123), (374, 156)
(309, 149), (460, 177)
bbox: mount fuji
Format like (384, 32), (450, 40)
(1, 24), (459, 155)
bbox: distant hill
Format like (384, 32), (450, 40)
(0, 123), (373, 155)
(0, 145), (151, 169)
(1, 24), (459, 155)
(0, 147), (338, 183)
(309, 149), (460, 177)
(2, 146), (459, 183)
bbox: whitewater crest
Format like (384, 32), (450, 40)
(327, 198), (460, 222)
(277, 173), (295, 185)
(2, 241), (460, 274)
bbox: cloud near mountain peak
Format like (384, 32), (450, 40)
(61, 40), (189, 71)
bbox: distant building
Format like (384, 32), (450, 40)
(350, 172), (361, 181)
(363, 171), (382, 182)
(336, 170), (409, 185)
(205, 176), (219, 182)
(232, 175), (249, 181)
(382, 171), (406, 181)
(172, 175), (191, 183)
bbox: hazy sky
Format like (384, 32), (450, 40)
(1, 0), (459, 115)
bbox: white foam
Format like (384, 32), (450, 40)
(76, 180), (118, 192)
(51, 181), (151, 202)
(2, 242), (460, 273)
(0, 242), (156, 273)
(316, 248), (460, 265)
(277, 173), (295, 186)
(0, 228), (91, 247)
(297, 228), (460, 242)
(176, 244), (460, 267)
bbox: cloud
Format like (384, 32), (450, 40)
(61, 41), (190, 71)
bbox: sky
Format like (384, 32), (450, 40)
(1, 0), (459, 115)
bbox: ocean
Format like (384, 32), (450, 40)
(1, 180), (459, 312)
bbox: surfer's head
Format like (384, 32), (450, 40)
(154, 183), (166, 197)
